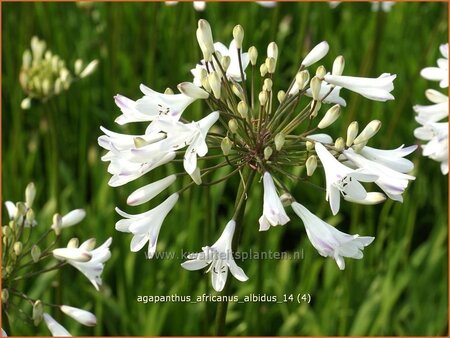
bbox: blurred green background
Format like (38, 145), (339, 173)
(2, 1), (448, 336)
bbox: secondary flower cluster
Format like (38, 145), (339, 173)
(98, 19), (416, 292)
(20, 36), (98, 110)
(2, 183), (112, 336)
(413, 43), (448, 175)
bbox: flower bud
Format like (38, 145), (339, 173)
(208, 71), (221, 99)
(310, 76), (321, 101)
(190, 167), (202, 185)
(232, 83), (245, 101)
(258, 91), (268, 106)
(263, 78), (273, 92)
(22, 50), (32, 69)
(277, 90), (286, 103)
(296, 70), (310, 90)
(274, 133), (285, 151)
(80, 60), (98, 78)
(25, 182), (36, 207)
(301, 41), (329, 67)
(81, 238), (97, 251)
(33, 300), (44, 326)
(60, 305), (97, 327)
(306, 141), (314, 151)
(31, 245), (41, 262)
(280, 192), (294, 207)
(74, 59), (83, 75)
(178, 82), (209, 99)
(228, 119), (238, 134)
(318, 104), (340, 129)
(267, 42), (278, 61)
(52, 247), (92, 262)
(259, 63), (268, 77)
(13, 241), (23, 256)
(197, 19), (214, 58)
(344, 192), (386, 205)
(21, 97), (31, 110)
(264, 146), (273, 160)
(310, 101), (321, 118)
(233, 25), (244, 49)
(332, 55), (345, 76)
(306, 155), (317, 176)
(249, 46), (258, 66)
(61, 209), (86, 228)
(221, 137), (232, 156)
(316, 65), (326, 78)
(346, 121), (359, 147)
(164, 87), (174, 95)
(221, 55), (231, 71)
(334, 137), (345, 152)
(26, 208), (35, 226)
(1, 289), (9, 304)
(51, 213), (62, 235)
(353, 120), (381, 145)
(201, 77), (211, 92)
(352, 140), (367, 152)
(67, 238), (79, 249)
(265, 57), (276, 73)
(237, 101), (248, 118)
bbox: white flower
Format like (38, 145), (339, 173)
(181, 219), (248, 292)
(358, 144), (417, 173)
(259, 172), (290, 231)
(420, 43), (448, 88)
(61, 237), (113, 291)
(315, 142), (378, 215)
(116, 193), (179, 258)
(60, 209), (86, 228)
(413, 100), (448, 123)
(114, 83), (204, 125)
(43, 313), (71, 337)
(192, 41), (249, 82)
(324, 73), (396, 101)
(52, 247), (92, 262)
(60, 305), (96, 326)
(343, 148), (416, 202)
(292, 202), (374, 270)
(414, 121), (449, 175)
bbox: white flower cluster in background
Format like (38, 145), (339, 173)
(414, 43), (448, 175)
(2, 183), (112, 336)
(98, 19), (416, 292)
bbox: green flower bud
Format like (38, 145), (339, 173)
(277, 90), (286, 103)
(274, 133), (285, 151)
(346, 121), (359, 147)
(228, 119), (239, 134)
(264, 146), (273, 160)
(306, 155), (317, 176)
(32, 300), (43, 326)
(25, 182), (36, 208)
(221, 137), (232, 156)
(233, 25), (244, 49)
(31, 245), (41, 263)
(248, 46), (258, 66)
(164, 87), (174, 95)
(237, 101), (248, 118)
(334, 137), (345, 152)
(263, 78), (273, 92)
(13, 241), (23, 256)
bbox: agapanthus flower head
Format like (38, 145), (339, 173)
(98, 19), (416, 290)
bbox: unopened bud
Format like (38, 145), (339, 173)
(208, 71), (221, 99)
(301, 41), (329, 67)
(221, 55), (231, 71)
(33, 300), (43, 326)
(1, 289), (9, 304)
(310, 101), (321, 118)
(221, 137), (232, 156)
(274, 133), (285, 151)
(334, 137), (345, 152)
(21, 97), (31, 110)
(237, 101), (248, 118)
(201, 77), (211, 92)
(80, 60), (98, 78)
(264, 146), (273, 160)
(353, 120), (381, 145)
(22, 50), (32, 69)
(233, 25), (244, 49)
(258, 91), (268, 106)
(344, 192), (386, 205)
(296, 70), (310, 90)
(31, 245), (41, 262)
(25, 182), (36, 207)
(277, 90), (286, 103)
(265, 57), (276, 73)
(248, 46), (258, 66)
(25, 209), (35, 226)
(353, 141), (367, 152)
(267, 42), (278, 61)
(51, 213), (62, 235)
(178, 82), (209, 99)
(74, 59), (83, 75)
(67, 238), (79, 249)
(306, 155), (317, 176)
(318, 104), (340, 129)
(13, 241), (23, 256)
(197, 19), (214, 57)
(228, 119), (238, 134)
(306, 141), (314, 151)
(232, 84), (245, 101)
(346, 121), (359, 147)
(164, 87), (174, 95)
(260, 63), (268, 77)
(263, 78), (273, 92)
(316, 65), (326, 78)
(280, 193), (294, 207)
(310, 76), (321, 101)
(332, 55), (345, 76)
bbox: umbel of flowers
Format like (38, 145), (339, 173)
(413, 43), (448, 175)
(2, 183), (112, 336)
(98, 19), (416, 292)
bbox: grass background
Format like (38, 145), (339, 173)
(2, 1), (448, 336)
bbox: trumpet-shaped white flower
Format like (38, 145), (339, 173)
(114, 83), (206, 125)
(420, 43), (448, 88)
(358, 144), (417, 173)
(413, 90), (448, 123)
(259, 172), (290, 231)
(292, 202), (374, 270)
(181, 219), (248, 292)
(324, 73), (396, 101)
(343, 148), (415, 202)
(116, 193), (179, 258)
(315, 142), (378, 215)
(43, 313), (71, 337)
(58, 237), (112, 291)
(60, 305), (96, 326)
